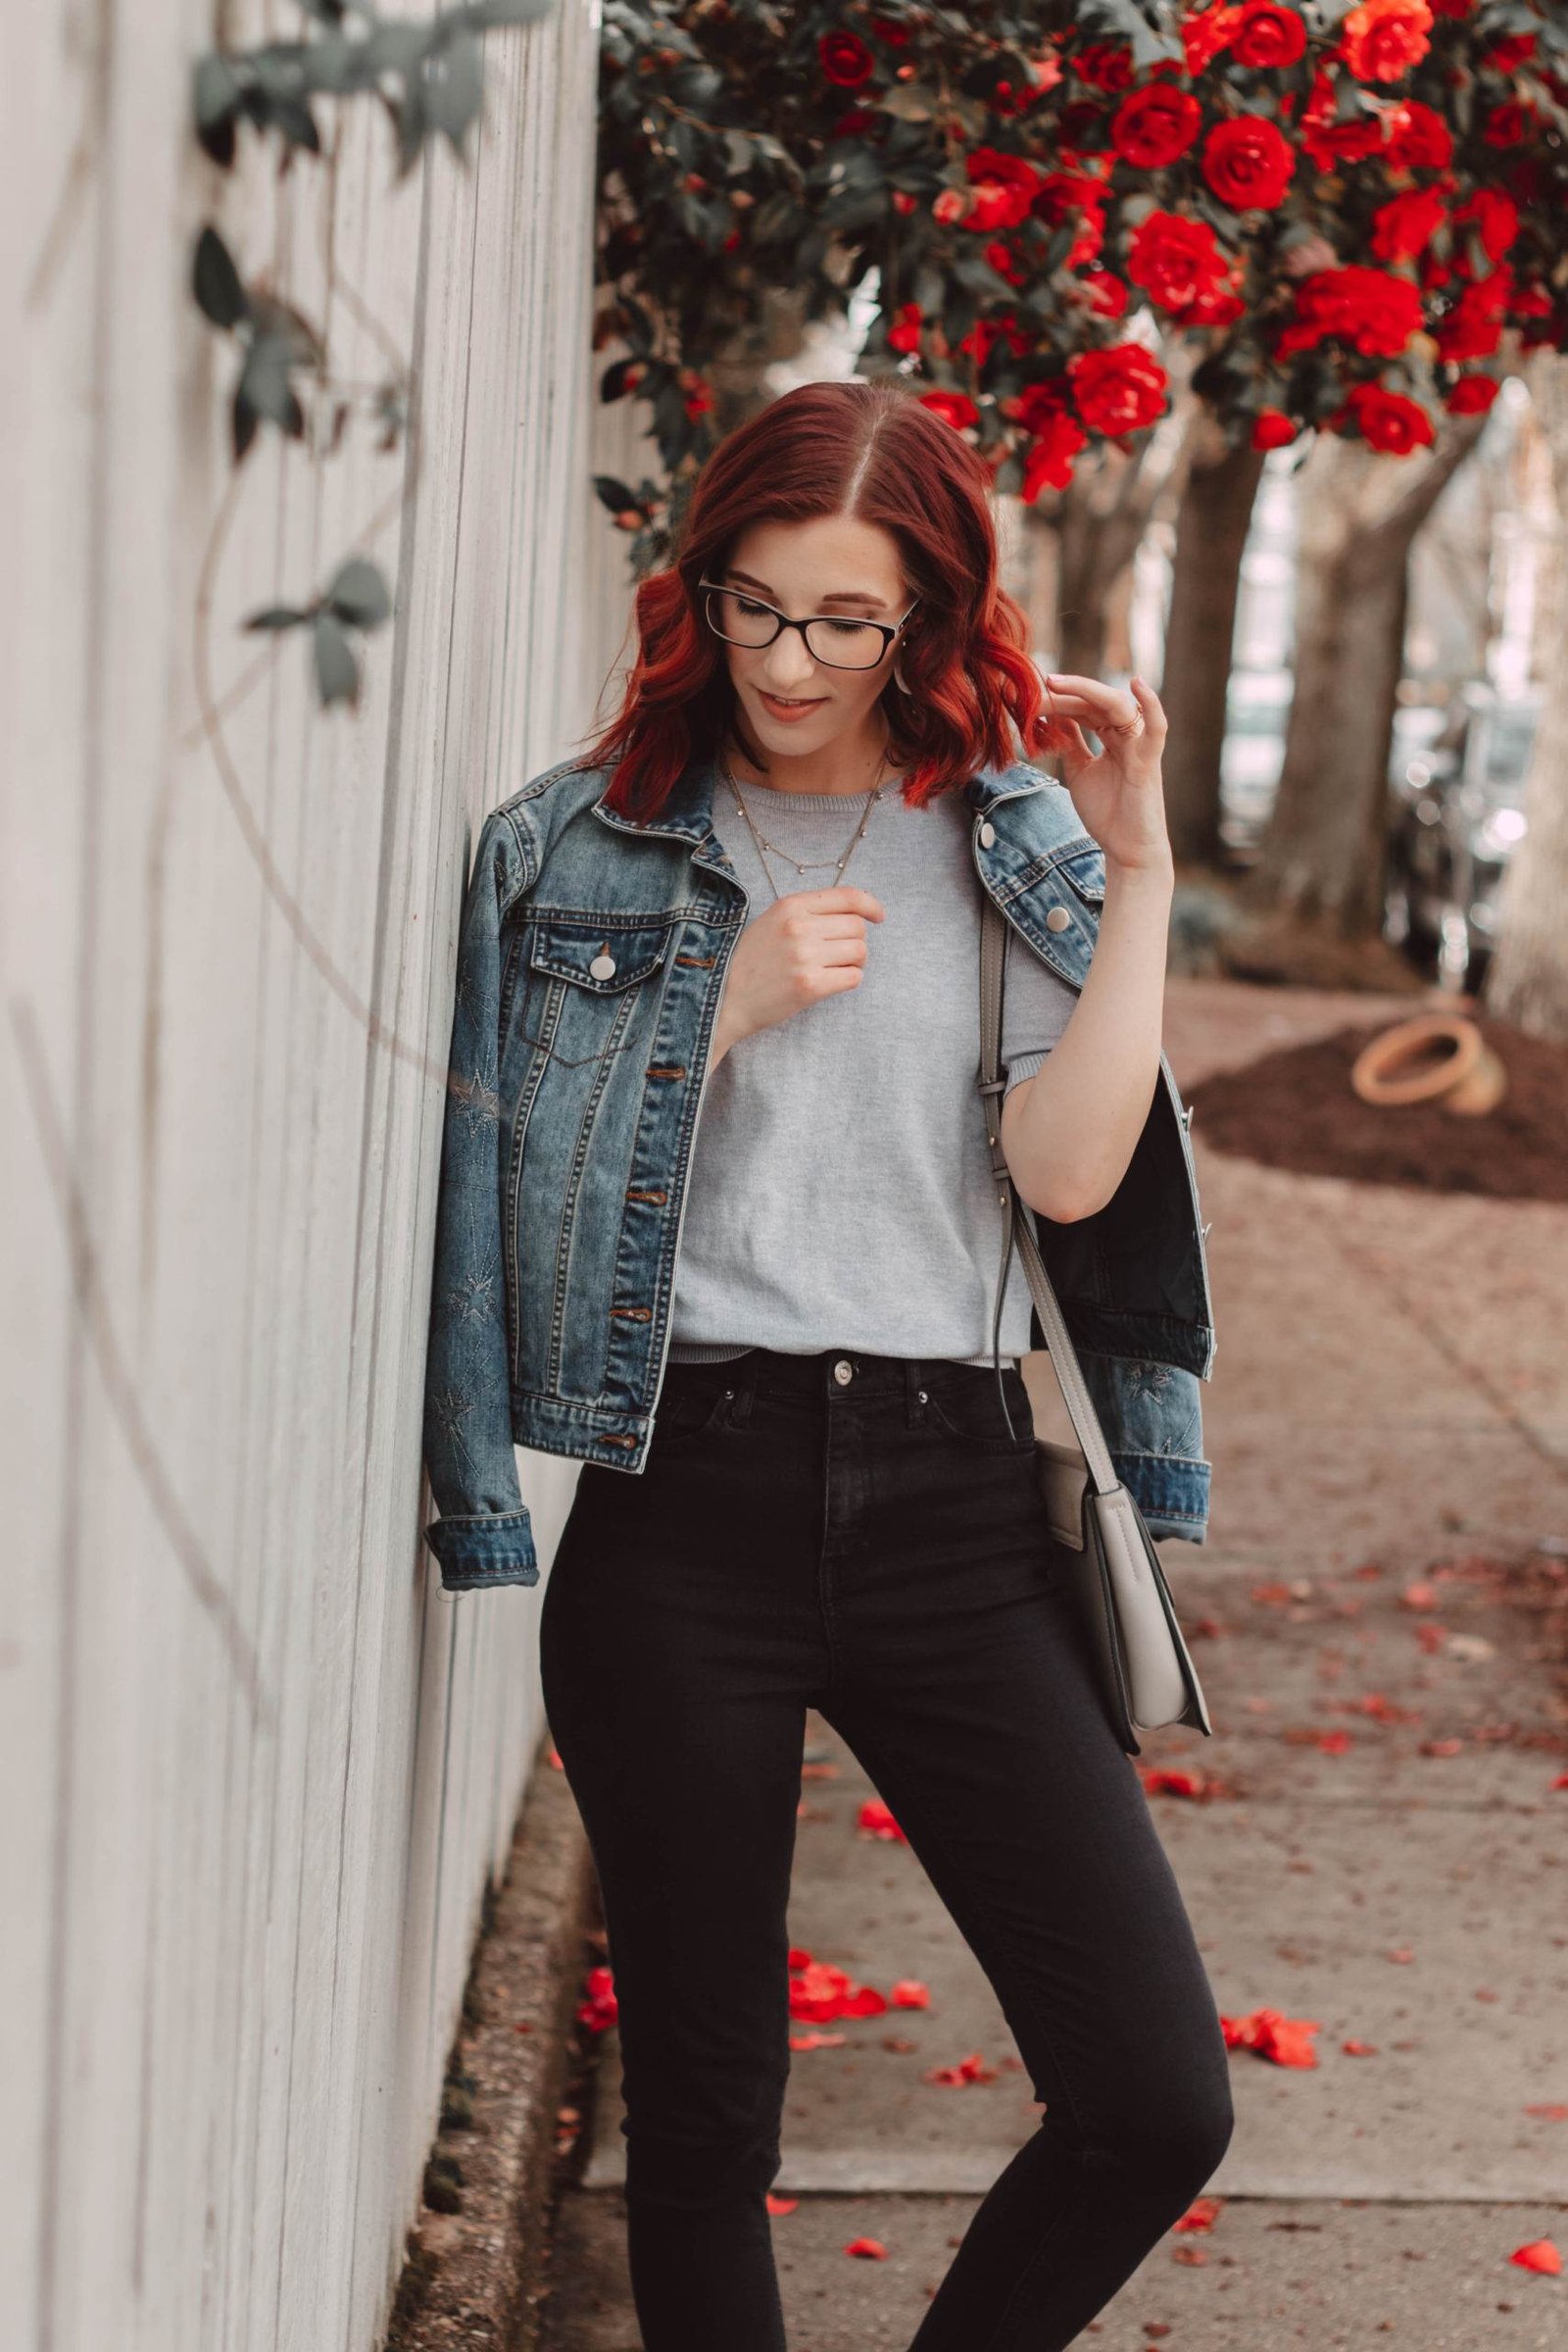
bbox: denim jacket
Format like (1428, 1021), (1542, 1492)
(420, 750), (1216, 1592)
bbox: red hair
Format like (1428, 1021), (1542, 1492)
(574, 377), (1054, 820)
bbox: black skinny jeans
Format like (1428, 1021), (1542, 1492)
(540, 1345), (1234, 2351)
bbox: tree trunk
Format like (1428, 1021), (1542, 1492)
(1045, 408), (1189, 680)
(1158, 416), (1267, 867)
(1245, 418), (1487, 936)
(1485, 351), (1568, 1042)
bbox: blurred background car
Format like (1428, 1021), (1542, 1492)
(1383, 680), (1538, 992)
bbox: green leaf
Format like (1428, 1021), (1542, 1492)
(592, 473), (641, 513)
(237, 332), (305, 438)
(193, 225), (248, 330)
(425, 27), (485, 153)
(242, 605), (308, 632)
(881, 84), (937, 122)
(314, 612), (360, 708)
(325, 557), (392, 628)
(192, 54), (241, 134)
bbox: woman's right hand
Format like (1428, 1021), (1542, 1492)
(710, 886), (884, 1068)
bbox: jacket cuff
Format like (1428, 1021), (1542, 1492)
(423, 1507), (539, 1591)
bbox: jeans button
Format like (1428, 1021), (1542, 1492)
(832, 1358), (854, 1386)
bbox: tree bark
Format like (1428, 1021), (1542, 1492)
(1485, 352), (1568, 1042)
(1244, 418), (1488, 935)
(1158, 416), (1267, 867)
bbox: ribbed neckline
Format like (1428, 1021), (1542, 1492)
(722, 777), (906, 815)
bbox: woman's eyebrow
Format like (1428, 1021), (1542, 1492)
(723, 567), (889, 612)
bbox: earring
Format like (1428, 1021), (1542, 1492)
(892, 656), (912, 695)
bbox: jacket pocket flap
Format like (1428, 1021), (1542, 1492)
(1055, 845), (1106, 905)
(528, 920), (675, 992)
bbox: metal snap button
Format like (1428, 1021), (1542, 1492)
(832, 1358), (854, 1386)
(588, 951), (617, 980)
(978, 821), (996, 848)
(1045, 906), (1070, 933)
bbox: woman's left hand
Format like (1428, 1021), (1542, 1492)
(1037, 672), (1171, 877)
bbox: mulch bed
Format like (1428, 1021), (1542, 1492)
(1186, 1014), (1568, 1203)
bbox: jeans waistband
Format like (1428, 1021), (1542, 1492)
(665, 1345), (1023, 1404)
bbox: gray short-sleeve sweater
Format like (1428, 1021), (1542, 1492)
(667, 774), (1079, 1370)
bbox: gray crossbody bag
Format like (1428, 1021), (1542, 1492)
(977, 893), (1213, 1756)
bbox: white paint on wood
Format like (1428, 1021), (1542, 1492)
(0, 3), (657, 2345)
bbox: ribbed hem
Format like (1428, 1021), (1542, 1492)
(665, 1339), (1020, 1370)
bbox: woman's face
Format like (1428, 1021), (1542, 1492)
(709, 514), (914, 761)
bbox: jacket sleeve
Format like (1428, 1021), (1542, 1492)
(420, 806), (540, 1591)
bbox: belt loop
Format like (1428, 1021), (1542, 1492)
(727, 1349), (758, 1428)
(905, 1357), (923, 1428)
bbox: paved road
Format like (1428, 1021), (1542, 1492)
(542, 978), (1568, 2350)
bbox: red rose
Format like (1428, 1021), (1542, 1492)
(1110, 83), (1202, 169)
(1444, 374), (1500, 415)
(1433, 270), (1511, 363)
(1201, 116), (1295, 210)
(1339, 0), (1435, 84)
(1174, 278), (1247, 328)
(1034, 171), (1108, 268)
(1277, 266), (1425, 359)
(1371, 188), (1446, 263)
(1383, 100), (1453, 170)
(1128, 211), (1231, 313)
(963, 147), (1046, 231)
(1451, 191), (1519, 270)
(1300, 71), (1389, 168)
(1485, 34), (1537, 71)
(1251, 408), (1298, 450)
(982, 239), (1027, 286)
(1343, 383), (1435, 454)
(1021, 414), (1090, 500)
(1081, 269), (1130, 319)
(1004, 379), (1072, 435)
(1073, 42), (1135, 92)
(958, 313), (1032, 365)
(868, 13), (910, 41)
(932, 188), (968, 225)
(818, 31), (876, 89)
(1183, 5), (1245, 76)
(1483, 102), (1533, 149)
(1067, 343), (1169, 436)
(1232, 4), (1308, 70)
(886, 303), (923, 355)
(919, 390), (980, 431)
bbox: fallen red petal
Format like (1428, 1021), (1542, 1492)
(1509, 2237), (1561, 2275)
(845, 2235), (888, 2259)
(1172, 2196), (1222, 2233)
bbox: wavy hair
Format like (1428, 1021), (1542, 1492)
(574, 376), (1054, 820)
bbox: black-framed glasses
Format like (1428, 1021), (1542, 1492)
(697, 578), (918, 671)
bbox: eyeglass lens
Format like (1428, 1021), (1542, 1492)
(707, 588), (890, 670)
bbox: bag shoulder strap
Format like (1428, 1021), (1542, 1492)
(978, 890), (1119, 1497)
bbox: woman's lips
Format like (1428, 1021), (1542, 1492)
(758, 689), (827, 722)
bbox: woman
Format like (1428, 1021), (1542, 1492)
(421, 377), (1231, 2348)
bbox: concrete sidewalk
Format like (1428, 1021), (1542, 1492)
(542, 978), (1568, 2350)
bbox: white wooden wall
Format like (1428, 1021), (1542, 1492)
(0, 3), (649, 2345)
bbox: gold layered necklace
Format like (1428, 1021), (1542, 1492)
(719, 750), (900, 906)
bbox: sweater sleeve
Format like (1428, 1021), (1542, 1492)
(1000, 925), (1080, 1100)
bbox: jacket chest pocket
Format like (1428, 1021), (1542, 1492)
(517, 917), (677, 1067)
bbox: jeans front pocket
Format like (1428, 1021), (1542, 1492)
(650, 1365), (739, 1451)
(917, 1361), (1037, 1456)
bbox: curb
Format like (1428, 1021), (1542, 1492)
(386, 1730), (595, 2352)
